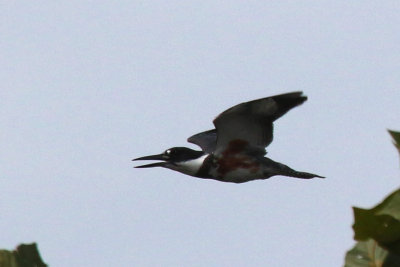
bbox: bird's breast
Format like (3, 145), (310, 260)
(172, 154), (208, 176)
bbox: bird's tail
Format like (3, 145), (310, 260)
(263, 158), (325, 179)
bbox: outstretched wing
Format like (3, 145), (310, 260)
(213, 92), (307, 155)
(187, 129), (217, 153)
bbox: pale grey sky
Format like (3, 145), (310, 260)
(1, 1), (400, 266)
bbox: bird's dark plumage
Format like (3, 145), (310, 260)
(189, 92), (307, 156)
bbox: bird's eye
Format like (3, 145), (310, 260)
(165, 150), (171, 155)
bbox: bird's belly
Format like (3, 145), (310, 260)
(210, 166), (264, 183)
(209, 155), (265, 183)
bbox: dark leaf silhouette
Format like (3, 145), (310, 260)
(0, 243), (47, 267)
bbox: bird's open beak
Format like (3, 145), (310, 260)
(132, 153), (167, 168)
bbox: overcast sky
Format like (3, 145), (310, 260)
(1, 1), (400, 266)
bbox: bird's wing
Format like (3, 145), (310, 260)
(187, 129), (217, 153)
(213, 92), (307, 155)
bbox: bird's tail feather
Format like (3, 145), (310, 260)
(263, 157), (325, 179)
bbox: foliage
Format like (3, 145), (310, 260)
(344, 130), (400, 267)
(388, 130), (400, 160)
(0, 243), (47, 267)
(345, 239), (400, 267)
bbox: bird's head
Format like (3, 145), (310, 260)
(133, 147), (204, 169)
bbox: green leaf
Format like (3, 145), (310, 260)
(352, 189), (400, 256)
(0, 250), (18, 267)
(344, 239), (400, 267)
(344, 131), (400, 266)
(0, 243), (47, 267)
(388, 130), (400, 158)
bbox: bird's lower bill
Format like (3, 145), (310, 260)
(132, 153), (167, 168)
(134, 162), (166, 168)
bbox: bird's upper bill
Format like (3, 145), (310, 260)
(132, 153), (167, 168)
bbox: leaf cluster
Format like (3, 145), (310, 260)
(345, 130), (400, 267)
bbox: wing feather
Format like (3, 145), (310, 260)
(187, 129), (217, 153)
(213, 92), (307, 155)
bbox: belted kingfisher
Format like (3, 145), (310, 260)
(133, 92), (324, 183)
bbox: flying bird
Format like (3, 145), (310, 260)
(133, 92), (324, 183)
